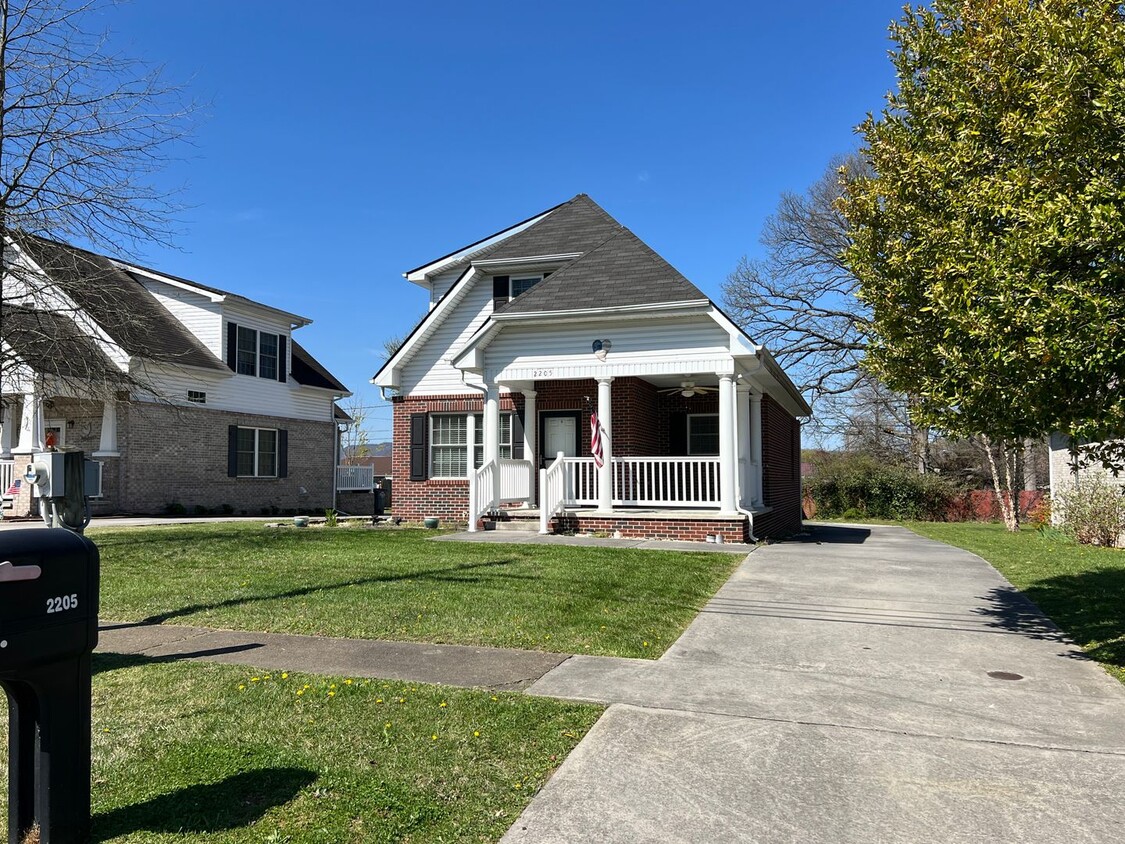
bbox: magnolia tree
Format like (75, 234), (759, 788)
(841, 0), (1125, 530)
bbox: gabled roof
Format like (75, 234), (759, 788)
(472, 194), (623, 263)
(496, 228), (708, 316)
(1, 303), (126, 383)
(17, 236), (227, 372)
(291, 339), (349, 392)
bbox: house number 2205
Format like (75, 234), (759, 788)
(532, 369), (554, 378)
(46, 594), (79, 614)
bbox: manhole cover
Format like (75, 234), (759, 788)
(987, 671), (1024, 681)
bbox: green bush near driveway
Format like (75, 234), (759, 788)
(91, 524), (741, 659)
(909, 521), (1125, 684)
(806, 453), (958, 520)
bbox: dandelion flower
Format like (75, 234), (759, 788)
(376, 698), (383, 704)
(296, 689), (305, 696)
(251, 677), (260, 682)
(431, 734), (438, 741)
(384, 722), (391, 729)
(327, 690), (336, 698)
(238, 684), (246, 690)
(474, 731), (480, 737)
(439, 702), (447, 708)
(345, 679), (353, 685)
(281, 672), (289, 680)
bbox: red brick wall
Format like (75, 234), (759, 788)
(553, 514), (748, 543)
(754, 393), (803, 538)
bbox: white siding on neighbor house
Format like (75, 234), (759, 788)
(140, 278), (223, 356)
(482, 316), (732, 381)
(400, 275), (496, 396)
(428, 269), (463, 309)
(141, 364), (338, 422)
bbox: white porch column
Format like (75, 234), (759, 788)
(597, 376), (613, 513)
(522, 389), (537, 506)
(484, 382), (500, 509)
(0, 402), (14, 458)
(93, 399), (121, 457)
(736, 384), (752, 508)
(13, 392), (43, 456)
(718, 374), (737, 514)
(750, 392), (764, 507)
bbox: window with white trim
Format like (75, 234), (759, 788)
(430, 413), (514, 478)
(186, 390), (206, 404)
(236, 325), (282, 379)
(510, 275), (543, 299)
(687, 414), (720, 455)
(236, 427), (278, 477)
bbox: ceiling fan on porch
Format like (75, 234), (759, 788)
(659, 380), (718, 398)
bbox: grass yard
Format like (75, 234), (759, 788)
(908, 521), (1125, 684)
(1, 656), (602, 843)
(90, 524), (739, 658)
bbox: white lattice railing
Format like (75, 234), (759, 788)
(336, 465), (375, 491)
(467, 460), (496, 533)
(539, 452), (567, 534)
(561, 456), (722, 508)
(1, 461), (15, 497)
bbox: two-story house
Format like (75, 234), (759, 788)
(1, 235), (349, 516)
(373, 194), (810, 541)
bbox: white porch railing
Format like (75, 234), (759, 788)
(561, 456), (722, 508)
(336, 465), (375, 491)
(499, 459), (533, 504)
(539, 452), (567, 534)
(467, 460), (496, 532)
(1, 460), (15, 497)
(468, 459), (535, 532)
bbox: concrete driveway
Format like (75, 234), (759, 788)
(503, 523), (1125, 843)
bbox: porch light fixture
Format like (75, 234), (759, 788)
(592, 339), (612, 361)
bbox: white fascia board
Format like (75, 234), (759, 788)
(403, 211), (555, 286)
(125, 264), (313, 328)
(372, 266), (480, 388)
(469, 253), (583, 271)
(492, 300), (711, 323)
(707, 306), (810, 416)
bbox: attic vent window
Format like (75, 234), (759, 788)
(510, 275), (542, 299)
(187, 390), (207, 404)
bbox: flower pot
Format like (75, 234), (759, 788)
(423, 517), (439, 529)
(293, 516), (309, 528)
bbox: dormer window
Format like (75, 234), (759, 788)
(510, 275), (542, 299)
(227, 321), (287, 383)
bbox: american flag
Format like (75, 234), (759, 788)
(4, 479), (20, 496)
(590, 412), (604, 469)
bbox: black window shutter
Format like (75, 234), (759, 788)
(227, 426), (239, 476)
(409, 413), (428, 480)
(492, 275), (510, 310)
(669, 413), (688, 456)
(511, 411), (525, 460)
(226, 322), (238, 371)
(278, 429), (289, 477)
(277, 335), (288, 383)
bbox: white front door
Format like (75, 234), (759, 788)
(543, 416), (577, 460)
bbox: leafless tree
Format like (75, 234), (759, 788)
(1, 0), (195, 398)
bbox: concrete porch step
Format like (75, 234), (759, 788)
(489, 519), (540, 533)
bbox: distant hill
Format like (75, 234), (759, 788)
(343, 442), (392, 460)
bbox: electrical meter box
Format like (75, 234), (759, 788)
(24, 452), (68, 500)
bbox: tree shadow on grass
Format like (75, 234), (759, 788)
(93, 767), (315, 840)
(975, 568), (1125, 670)
(92, 647), (264, 675)
(101, 558), (524, 629)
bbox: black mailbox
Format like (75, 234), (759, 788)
(1, 528), (100, 844)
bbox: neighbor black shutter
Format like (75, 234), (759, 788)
(492, 275), (510, 311)
(410, 413), (428, 480)
(511, 410), (525, 460)
(226, 322), (238, 371)
(227, 426), (239, 476)
(669, 413), (688, 456)
(277, 335), (287, 383)
(277, 429), (288, 477)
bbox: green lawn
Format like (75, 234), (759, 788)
(1, 657), (602, 843)
(90, 524), (738, 659)
(908, 521), (1125, 684)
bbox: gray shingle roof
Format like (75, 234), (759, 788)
(291, 339), (349, 392)
(476, 194), (624, 262)
(497, 227), (709, 315)
(18, 236), (227, 372)
(1, 303), (126, 382)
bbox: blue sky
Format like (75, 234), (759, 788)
(104, 1), (905, 441)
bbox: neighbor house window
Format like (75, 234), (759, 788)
(510, 275), (542, 298)
(186, 390), (207, 404)
(236, 427), (278, 477)
(687, 414), (720, 455)
(430, 413), (514, 478)
(234, 325), (283, 380)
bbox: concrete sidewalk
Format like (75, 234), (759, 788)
(502, 523), (1125, 843)
(97, 622), (569, 691)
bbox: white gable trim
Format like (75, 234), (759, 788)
(403, 211), (555, 286)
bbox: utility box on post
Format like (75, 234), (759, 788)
(0, 528), (100, 844)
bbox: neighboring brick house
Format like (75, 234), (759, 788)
(1, 235), (349, 516)
(373, 194), (810, 541)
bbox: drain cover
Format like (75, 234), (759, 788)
(987, 671), (1024, 681)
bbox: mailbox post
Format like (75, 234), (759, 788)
(0, 528), (100, 844)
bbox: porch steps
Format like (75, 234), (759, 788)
(487, 518), (539, 533)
